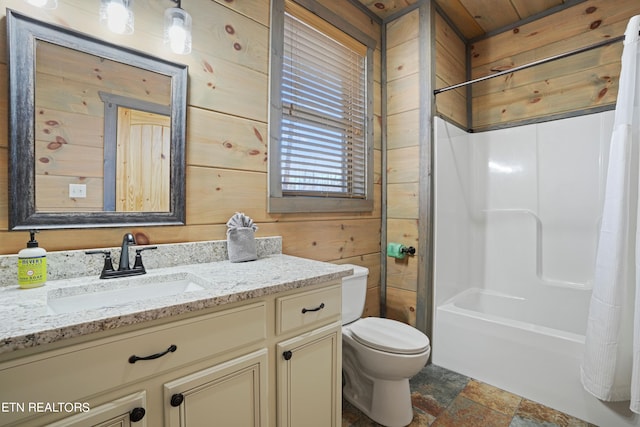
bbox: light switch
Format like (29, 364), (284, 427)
(69, 183), (87, 198)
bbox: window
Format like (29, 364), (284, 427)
(269, 0), (375, 213)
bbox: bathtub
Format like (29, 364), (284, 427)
(433, 288), (640, 426)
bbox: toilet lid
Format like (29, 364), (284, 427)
(349, 317), (430, 355)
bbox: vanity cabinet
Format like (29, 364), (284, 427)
(276, 284), (342, 427)
(0, 280), (342, 427)
(0, 301), (267, 426)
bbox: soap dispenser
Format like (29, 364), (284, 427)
(18, 229), (47, 289)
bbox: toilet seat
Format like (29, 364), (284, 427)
(349, 317), (430, 355)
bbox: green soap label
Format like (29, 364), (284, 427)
(18, 256), (47, 285)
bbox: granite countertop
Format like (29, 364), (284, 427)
(0, 254), (353, 355)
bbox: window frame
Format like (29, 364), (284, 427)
(268, 0), (376, 213)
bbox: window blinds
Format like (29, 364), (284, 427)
(281, 10), (367, 198)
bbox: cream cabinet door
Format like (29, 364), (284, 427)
(277, 321), (342, 427)
(47, 391), (147, 427)
(164, 349), (268, 427)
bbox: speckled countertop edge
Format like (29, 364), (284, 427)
(0, 254), (353, 355)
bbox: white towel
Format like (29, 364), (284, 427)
(226, 213), (258, 263)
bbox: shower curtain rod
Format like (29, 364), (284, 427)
(433, 34), (627, 95)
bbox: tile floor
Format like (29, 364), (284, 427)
(342, 364), (597, 427)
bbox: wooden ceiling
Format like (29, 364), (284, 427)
(354, 0), (576, 40)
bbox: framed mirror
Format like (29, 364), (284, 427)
(7, 9), (188, 230)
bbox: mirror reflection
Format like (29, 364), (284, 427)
(35, 41), (172, 213)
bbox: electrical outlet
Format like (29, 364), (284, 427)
(69, 183), (87, 198)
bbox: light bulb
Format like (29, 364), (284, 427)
(164, 7), (192, 54)
(107, 3), (128, 33)
(169, 20), (188, 54)
(100, 0), (134, 35)
(25, 0), (57, 8)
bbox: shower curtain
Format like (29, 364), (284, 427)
(581, 15), (640, 413)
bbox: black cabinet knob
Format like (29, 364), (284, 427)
(283, 350), (293, 360)
(170, 393), (184, 407)
(129, 407), (146, 422)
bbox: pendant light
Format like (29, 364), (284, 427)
(100, 0), (134, 35)
(164, 0), (192, 55)
(24, 0), (58, 8)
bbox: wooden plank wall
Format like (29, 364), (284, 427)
(471, 0), (640, 130)
(434, 12), (467, 128)
(386, 9), (420, 326)
(385, 7), (465, 325)
(0, 0), (382, 314)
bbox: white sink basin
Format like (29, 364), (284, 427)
(47, 272), (207, 314)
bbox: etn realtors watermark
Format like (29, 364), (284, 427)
(1, 401), (90, 413)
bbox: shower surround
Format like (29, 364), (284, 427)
(433, 113), (640, 426)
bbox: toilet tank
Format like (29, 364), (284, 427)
(341, 264), (369, 325)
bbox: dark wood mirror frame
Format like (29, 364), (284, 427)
(7, 9), (188, 230)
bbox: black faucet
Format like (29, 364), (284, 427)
(86, 233), (157, 279)
(119, 233), (136, 271)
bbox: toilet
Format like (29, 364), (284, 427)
(341, 264), (431, 427)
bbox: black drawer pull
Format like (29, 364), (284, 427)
(283, 350), (293, 360)
(129, 344), (177, 364)
(301, 303), (325, 314)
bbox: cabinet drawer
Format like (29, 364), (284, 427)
(0, 302), (266, 425)
(276, 284), (341, 335)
